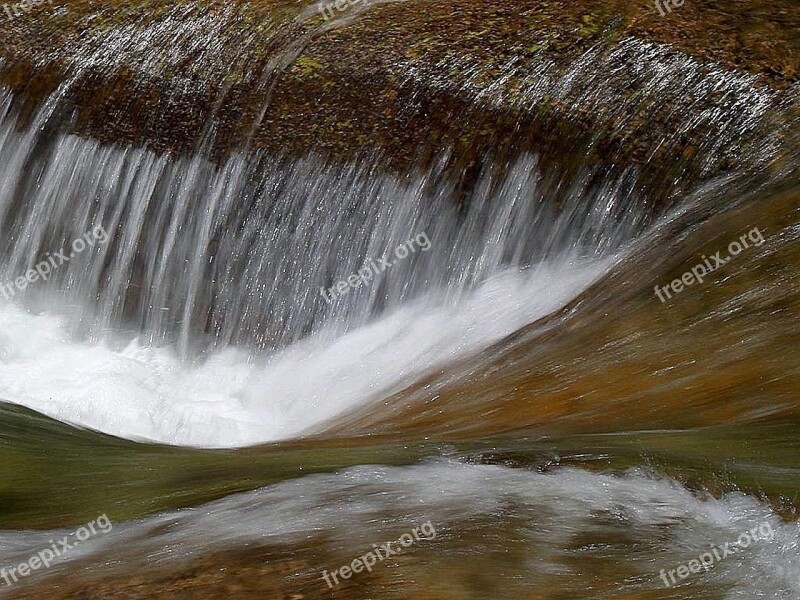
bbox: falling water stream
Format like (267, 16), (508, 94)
(0, 4), (798, 598)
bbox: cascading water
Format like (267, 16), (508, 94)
(0, 2), (798, 598)
(0, 80), (656, 445)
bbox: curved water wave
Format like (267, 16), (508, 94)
(0, 82), (661, 446)
(1, 461), (799, 598)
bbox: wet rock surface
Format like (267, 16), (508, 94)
(0, 0), (797, 176)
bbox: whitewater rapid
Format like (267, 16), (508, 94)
(1, 460), (798, 597)
(0, 258), (609, 447)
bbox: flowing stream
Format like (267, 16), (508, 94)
(0, 8), (797, 598)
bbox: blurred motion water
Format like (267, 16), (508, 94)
(0, 4), (797, 598)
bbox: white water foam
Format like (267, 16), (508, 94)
(0, 461), (797, 597)
(0, 258), (608, 447)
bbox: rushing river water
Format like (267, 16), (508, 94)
(0, 5), (798, 598)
